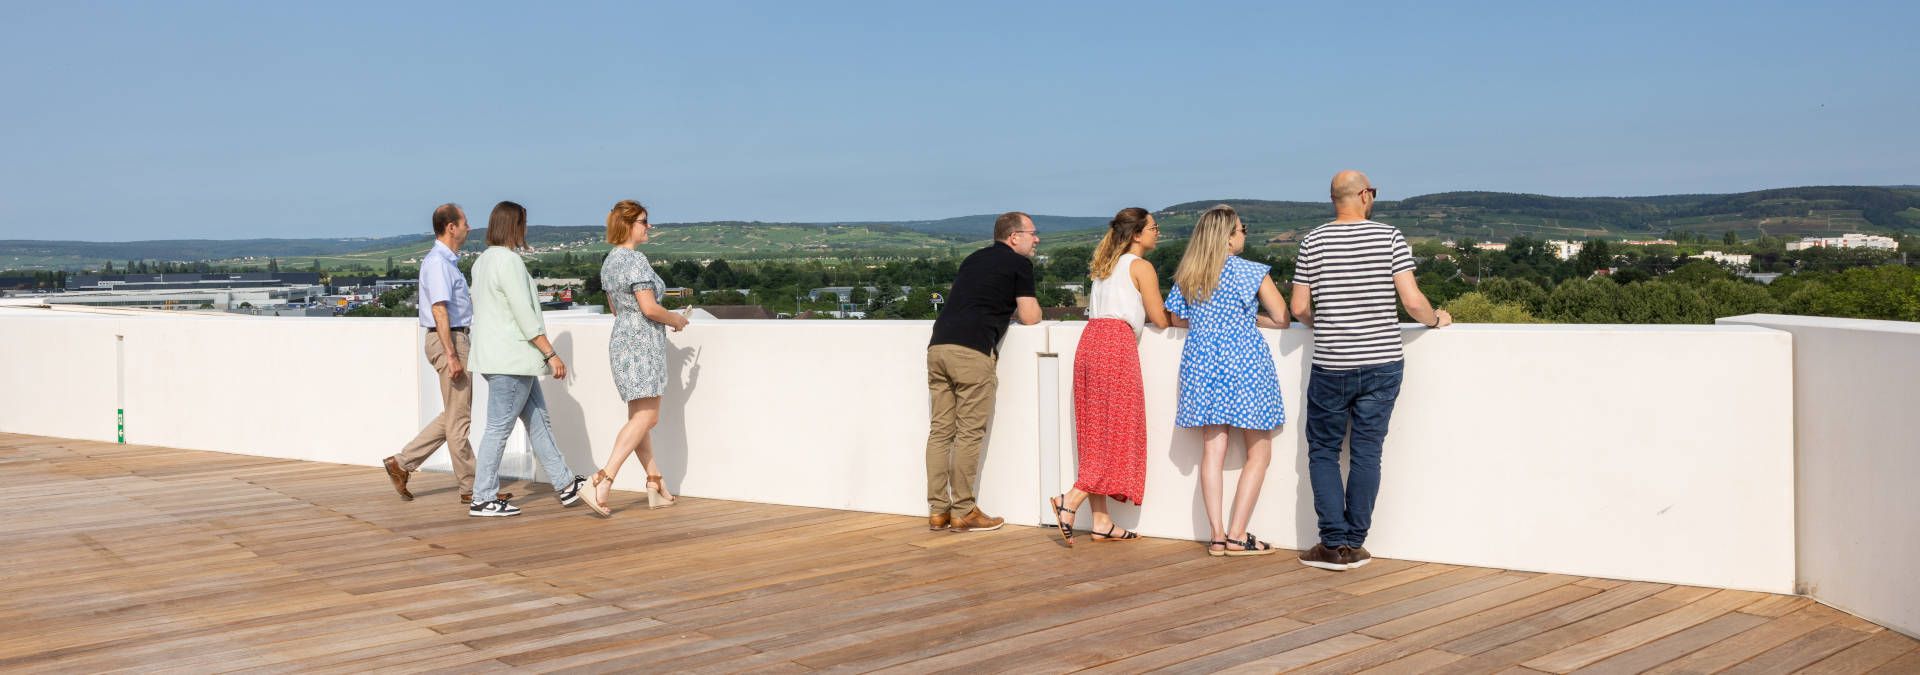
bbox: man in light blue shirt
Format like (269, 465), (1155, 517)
(383, 203), (509, 503)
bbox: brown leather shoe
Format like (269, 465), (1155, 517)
(949, 508), (1004, 533)
(1298, 543), (1347, 571)
(928, 512), (951, 531)
(383, 457), (412, 501)
(1344, 545), (1372, 569)
(461, 492), (513, 504)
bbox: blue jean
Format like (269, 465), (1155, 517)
(473, 374), (580, 503)
(1305, 360), (1404, 548)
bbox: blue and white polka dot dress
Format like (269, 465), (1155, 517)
(1165, 256), (1286, 429)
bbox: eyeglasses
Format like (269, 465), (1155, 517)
(1012, 229), (1038, 236)
(1363, 187), (1379, 198)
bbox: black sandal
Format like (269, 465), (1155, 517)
(1207, 540), (1229, 557)
(1048, 495), (1075, 546)
(1091, 524), (1139, 542)
(1225, 533), (1277, 557)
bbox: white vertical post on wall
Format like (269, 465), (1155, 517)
(115, 334), (125, 444)
(1035, 351), (1061, 519)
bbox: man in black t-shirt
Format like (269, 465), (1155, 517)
(925, 211), (1042, 533)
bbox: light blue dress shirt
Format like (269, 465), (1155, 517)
(417, 241), (474, 328)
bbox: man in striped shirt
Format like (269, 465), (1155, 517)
(1288, 170), (1451, 571)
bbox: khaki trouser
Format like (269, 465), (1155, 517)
(393, 331), (476, 492)
(925, 344), (998, 515)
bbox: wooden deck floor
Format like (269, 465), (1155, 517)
(1, 433), (1913, 674)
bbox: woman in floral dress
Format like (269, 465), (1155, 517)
(589, 199), (688, 514)
(1047, 207), (1183, 546)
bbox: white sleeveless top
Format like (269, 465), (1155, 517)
(1087, 253), (1146, 332)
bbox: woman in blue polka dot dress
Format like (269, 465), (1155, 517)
(1165, 204), (1291, 558)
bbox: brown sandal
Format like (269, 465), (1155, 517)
(583, 470), (612, 516)
(646, 474), (675, 509)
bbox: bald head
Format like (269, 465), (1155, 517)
(1330, 170), (1375, 221)
(1331, 170), (1372, 201)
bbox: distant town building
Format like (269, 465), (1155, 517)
(327, 275), (377, 292)
(44, 272), (325, 310)
(1696, 250), (1753, 269)
(809, 286), (881, 303)
(67, 272), (322, 291)
(1546, 240), (1585, 261)
(1784, 234), (1898, 251)
(33, 285), (323, 311)
(1620, 239), (1678, 246)
(1473, 242), (1508, 252)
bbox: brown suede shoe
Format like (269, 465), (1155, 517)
(461, 492), (513, 504)
(1344, 545), (1372, 569)
(928, 512), (951, 531)
(948, 508), (1004, 533)
(1298, 543), (1348, 571)
(383, 457), (412, 501)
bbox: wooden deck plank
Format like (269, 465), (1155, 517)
(0, 433), (1901, 673)
(1643, 603), (1849, 674)
(1800, 630), (1920, 675)
(1523, 588), (1767, 672)
(1720, 625), (1876, 674)
(1569, 611), (1769, 675)
(1869, 649), (1920, 674)
(1285, 581), (1601, 675)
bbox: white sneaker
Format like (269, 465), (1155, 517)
(556, 475), (586, 506)
(469, 499), (520, 517)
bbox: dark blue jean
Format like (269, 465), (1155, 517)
(1305, 359), (1404, 548)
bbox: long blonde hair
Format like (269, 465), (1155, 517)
(1173, 205), (1239, 305)
(1089, 207), (1151, 280)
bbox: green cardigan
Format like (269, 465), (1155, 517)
(469, 246), (550, 376)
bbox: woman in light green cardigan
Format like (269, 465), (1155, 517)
(466, 201), (606, 517)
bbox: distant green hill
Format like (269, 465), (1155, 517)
(891, 214), (1110, 236)
(1164, 186), (1920, 244)
(0, 235), (424, 265)
(6, 187), (1916, 270)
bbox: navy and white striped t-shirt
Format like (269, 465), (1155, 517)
(1291, 220), (1416, 369)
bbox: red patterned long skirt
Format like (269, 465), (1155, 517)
(1072, 318), (1147, 505)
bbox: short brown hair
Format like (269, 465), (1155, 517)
(431, 203), (463, 236)
(994, 211), (1030, 242)
(605, 200), (648, 244)
(485, 201), (527, 249)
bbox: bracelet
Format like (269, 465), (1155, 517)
(541, 352), (558, 361)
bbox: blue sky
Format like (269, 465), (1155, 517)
(1, 1), (1914, 240)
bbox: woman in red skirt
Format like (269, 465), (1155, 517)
(1049, 207), (1184, 545)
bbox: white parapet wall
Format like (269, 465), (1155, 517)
(1047, 322), (1796, 594)
(0, 306), (1795, 594)
(0, 308), (425, 460)
(523, 316), (1048, 523)
(1719, 314), (1920, 637)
